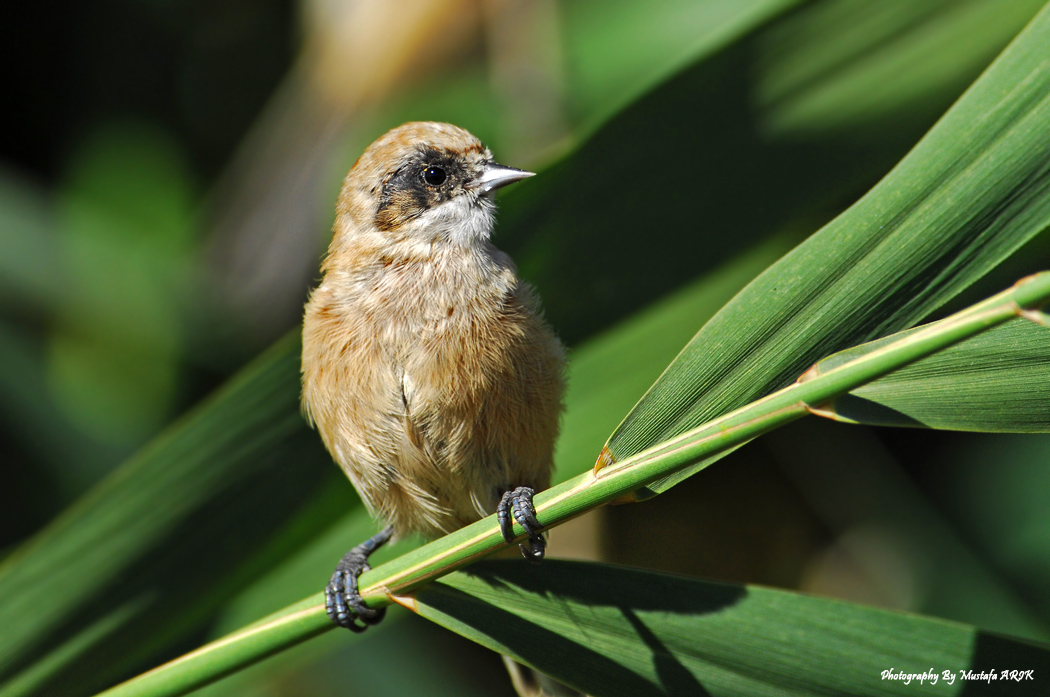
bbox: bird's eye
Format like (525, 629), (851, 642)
(422, 165), (447, 186)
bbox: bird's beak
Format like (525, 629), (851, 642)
(472, 163), (535, 195)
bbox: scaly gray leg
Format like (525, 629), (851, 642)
(498, 487), (546, 563)
(325, 526), (394, 632)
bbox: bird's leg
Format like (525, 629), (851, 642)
(325, 526), (394, 632)
(497, 487), (546, 563)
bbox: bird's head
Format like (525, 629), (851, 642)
(335, 122), (533, 247)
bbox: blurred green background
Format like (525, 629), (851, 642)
(2, 1), (1049, 695)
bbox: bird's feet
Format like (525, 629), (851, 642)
(325, 526), (394, 632)
(497, 487), (546, 563)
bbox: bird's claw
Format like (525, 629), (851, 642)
(325, 526), (393, 632)
(498, 486), (546, 563)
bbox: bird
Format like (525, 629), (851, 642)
(301, 121), (565, 632)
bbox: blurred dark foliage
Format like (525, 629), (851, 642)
(1, 0), (294, 184)
(0, 0), (296, 550)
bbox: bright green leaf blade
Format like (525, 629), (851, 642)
(413, 560), (1050, 697)
(810, 317), (1050, 432)
(610, 3), (1050, 496)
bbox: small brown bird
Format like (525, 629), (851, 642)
(301, 122), (565, 631)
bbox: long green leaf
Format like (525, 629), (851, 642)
(608, 2), (1050, 498)
(808, 315), (1050, 432)
(410, 560), (1050, 697)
